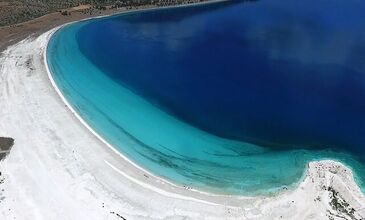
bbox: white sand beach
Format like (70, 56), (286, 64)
(0, 27), (365, 219)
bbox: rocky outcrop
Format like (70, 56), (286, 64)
(0, 137), (14, 161)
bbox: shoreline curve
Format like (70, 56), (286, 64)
(44, 1), (365, 198)
(43, 0), (266, 199)
(1, 2), (365, 219)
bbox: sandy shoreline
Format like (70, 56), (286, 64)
(1, 3), (365, 220)
(0, 0), (230, 53)
(0, 6), (111, 52)
(0, 3), (171, 53)
(43, 0), (258, 198)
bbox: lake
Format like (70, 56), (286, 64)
(47, 0), (365, 195)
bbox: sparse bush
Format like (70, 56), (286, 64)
(0, 0), (213, 27)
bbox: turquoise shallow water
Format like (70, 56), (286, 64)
(47, 1), (365, 195)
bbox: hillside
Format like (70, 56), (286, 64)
(0, 0), (205, 26)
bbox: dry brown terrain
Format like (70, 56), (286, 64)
(0, 0), (208, 52)
(0, 0), (207, 27)
(0, 5), (140, 52)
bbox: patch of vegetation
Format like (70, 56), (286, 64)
(60, 10), (71, 16)
(0, 0), (211, 27)
(327, 186), (359, 220)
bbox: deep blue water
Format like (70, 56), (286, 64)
(77, 0), (365, 151)
(47, 0), (365, 195)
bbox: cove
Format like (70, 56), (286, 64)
(47, 0), (365, 195)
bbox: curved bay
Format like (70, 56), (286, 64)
(47, 0), (365, 195)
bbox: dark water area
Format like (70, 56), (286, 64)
(77, 0), (365, 154)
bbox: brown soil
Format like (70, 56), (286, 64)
(0, 0), (213, 52)
(0, 4), (156, 52)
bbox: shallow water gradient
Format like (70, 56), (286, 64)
(47, 0), (365, 195)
